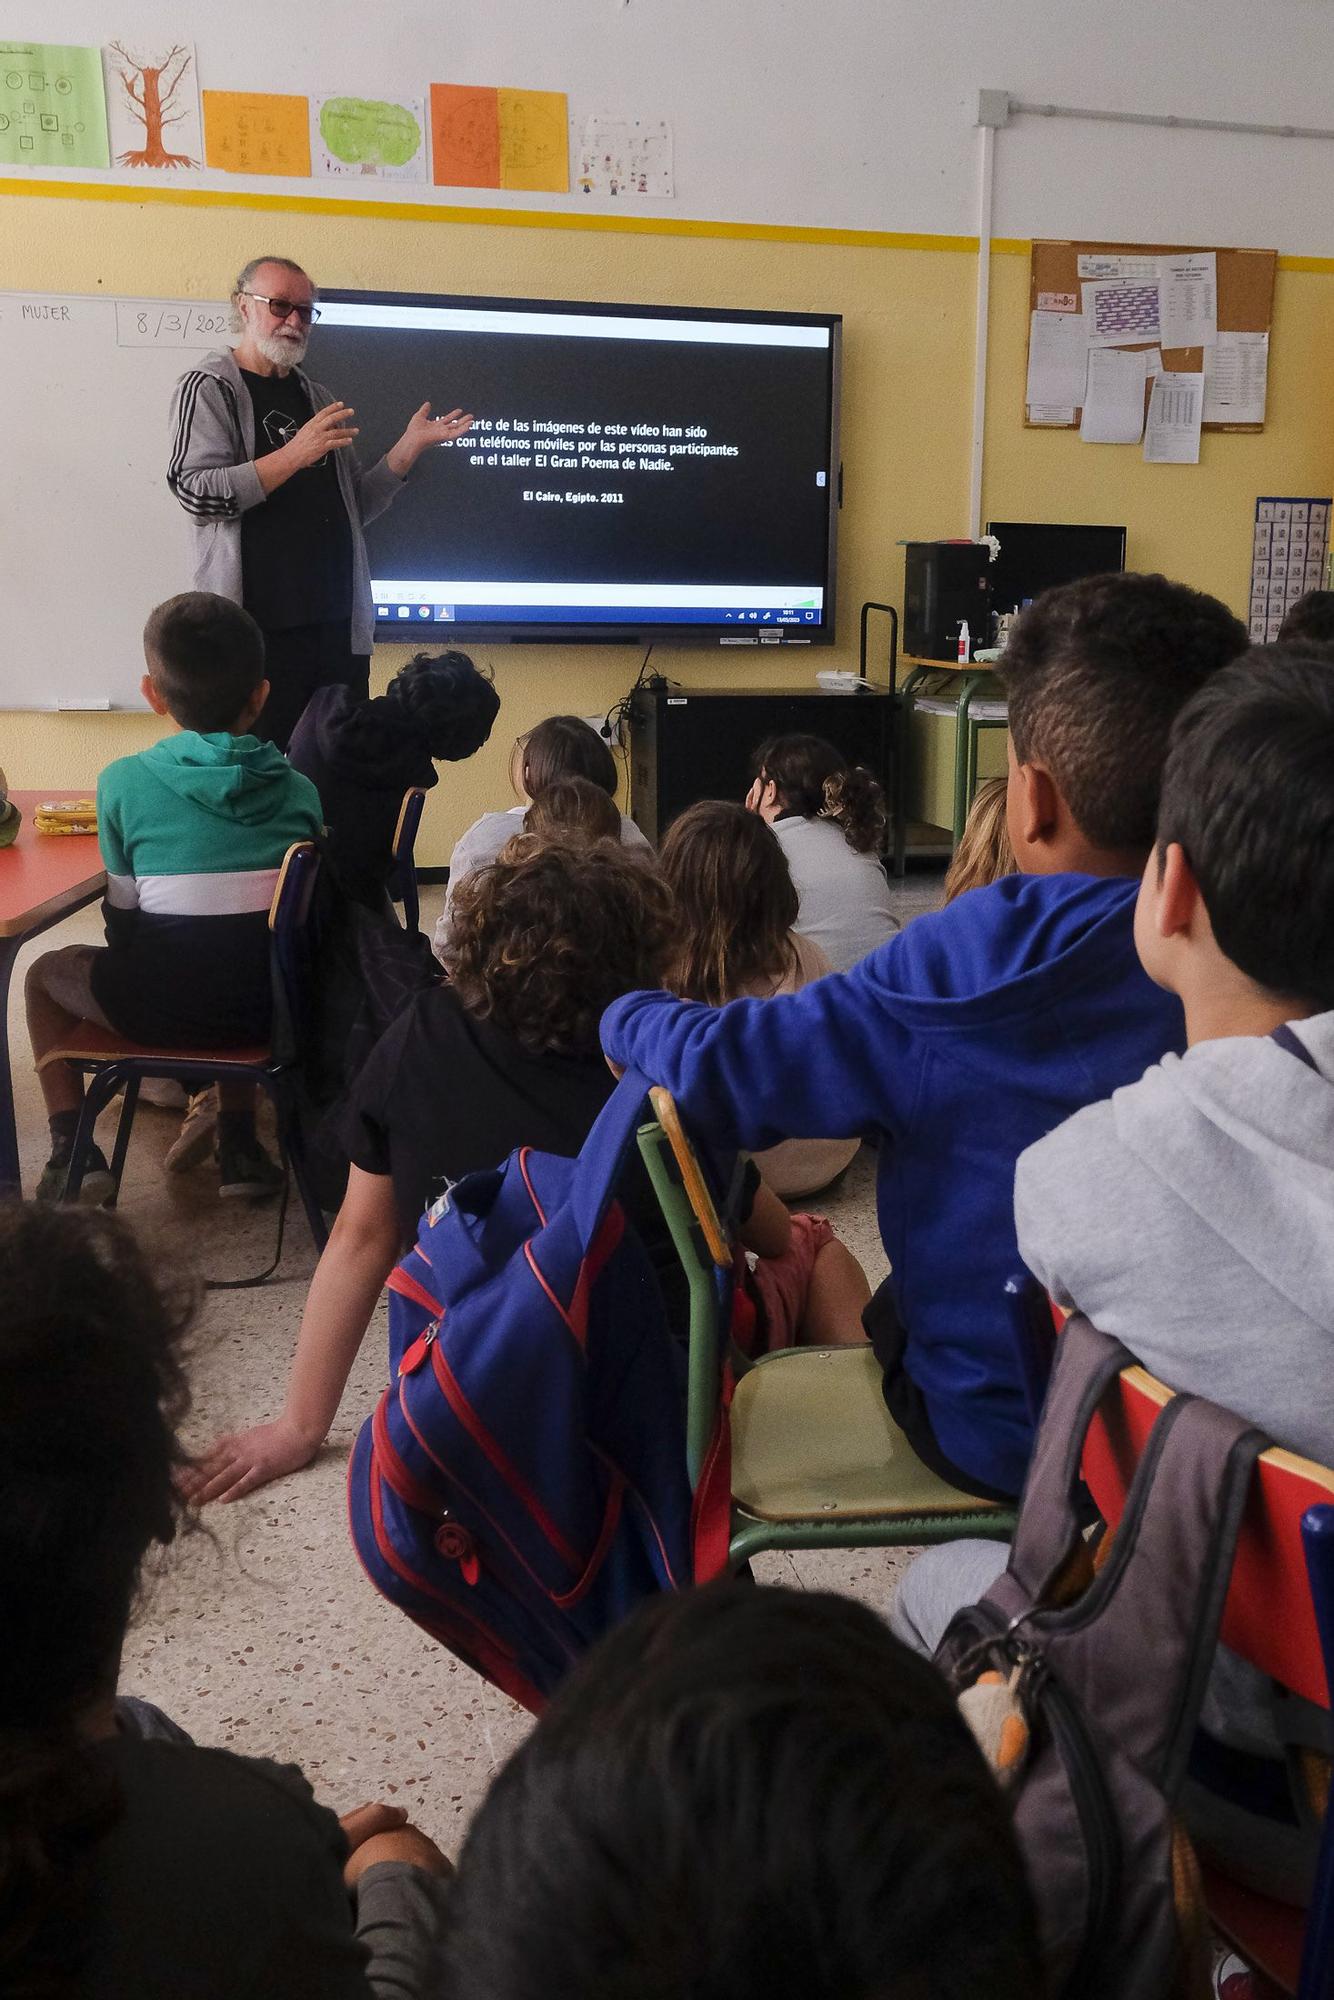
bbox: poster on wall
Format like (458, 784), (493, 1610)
(203, 90), (311, 176)
(0, 41), (109, 168)
(429, 82), (568, 192)
(1250, 498), (1331, 644)
(103, 40), (202, 168)
(313, 94), (426, 180)
(576, 115), (673, 198)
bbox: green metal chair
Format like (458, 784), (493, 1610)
(636, 1086), (1017, 1570)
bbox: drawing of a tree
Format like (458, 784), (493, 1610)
(107, 43), (198, 168)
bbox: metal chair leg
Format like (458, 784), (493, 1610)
(106, 1075), (140, 1205)
(270, 1081), (329, 1254)
(63, 1064), (127, 1201)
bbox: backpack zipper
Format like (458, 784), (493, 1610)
(1034, 1664), (1122, 1999)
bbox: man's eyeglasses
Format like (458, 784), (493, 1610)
(240, 291), (321, 326)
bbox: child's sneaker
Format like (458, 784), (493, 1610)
(165, 1087), (219, 1172)
(35, 1143), (116, 1206)
(216, 1135), (284, 1201)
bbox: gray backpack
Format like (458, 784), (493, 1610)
(935, 1314), (1268, 2000)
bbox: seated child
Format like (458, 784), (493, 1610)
(25, 593), (322, 1201)
(660, 799), (857, 1197)
(444, 1581), (1042, 2000)
(192, 841), (869, 1504)
(287, 648), (500, 907)
(1277, 588), (1334, 647)
(894, 644), (1334, 1905)
(433, 714), (651, 958)
(943, 777), (1015, 902)
(603, 573), (1250, 1500)
(0, 1202), (451, 1999)
(745, 733), (898, 971)
(521, 773), (625, 846)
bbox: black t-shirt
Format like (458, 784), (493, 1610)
(340, 983), (755, 1330)
(73, 1737), (374, 1998)
(239, 368), (353, 631)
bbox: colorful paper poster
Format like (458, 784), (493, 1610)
(0, 42), (109, 169)
(429, 84), (499, 186)
(576, 115), (673, 198)
(497, 87), (568, 192)
(203, 90), (311, 177)
(314, 94), (425, 180)
(430, 82), (568, 191)
(103, 41), (201, 169)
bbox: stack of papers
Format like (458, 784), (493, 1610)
(1025, 249), (1264, 450)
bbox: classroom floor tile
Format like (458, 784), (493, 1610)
(4, 867), (944, 1850)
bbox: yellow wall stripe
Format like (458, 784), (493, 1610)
(0, 174), (980, 252)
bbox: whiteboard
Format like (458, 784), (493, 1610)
(0, 291), (231, 709)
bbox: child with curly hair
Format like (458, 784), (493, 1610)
(190, 841), (677, 1503)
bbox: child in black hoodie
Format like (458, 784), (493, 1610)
(288, 650), (499, 907)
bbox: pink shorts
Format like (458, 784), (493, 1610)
(745, 1211), (838, 1354)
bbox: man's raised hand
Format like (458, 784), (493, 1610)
(286, 401), (359, 468)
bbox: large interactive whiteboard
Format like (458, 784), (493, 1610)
(0, 290), (230, 709)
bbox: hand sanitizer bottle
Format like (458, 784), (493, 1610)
(957, 620), (971, 665)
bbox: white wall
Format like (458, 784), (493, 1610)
(30, 0), (1334, 252)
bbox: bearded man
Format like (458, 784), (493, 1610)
(168, 254), (473, 747)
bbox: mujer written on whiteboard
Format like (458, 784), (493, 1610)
(167, 255), (473, 751)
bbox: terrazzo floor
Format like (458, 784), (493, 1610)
(5, 867), (947, 1852)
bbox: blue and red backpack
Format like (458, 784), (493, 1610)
(347, 1068), (732, 1711)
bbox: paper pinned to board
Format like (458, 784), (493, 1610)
(1080, 347), (1148, 444)
(103, 40), (201, 168)
(1202, 330), (1269, 425)
(1028, 405), (1076, 425)
(1026, 309), (1087, 414)
(1083, 279), (1161, 347)
(577, 115), (673, 197)
(1158, 251), (1217, 348)
(1077, 252), (1160, 282)
(1143, 370), (1204, 464)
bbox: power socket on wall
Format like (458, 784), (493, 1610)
(583, 712), (625, 746)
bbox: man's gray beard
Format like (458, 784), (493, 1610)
(254, 327), (309, 369)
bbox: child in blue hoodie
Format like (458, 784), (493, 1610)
(26, 593), (322, 1201)
(602, 573), (1248, 1499)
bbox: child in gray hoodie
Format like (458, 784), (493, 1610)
(893, 645), (1334, 1903)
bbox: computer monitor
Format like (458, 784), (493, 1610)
(986, 521), (1127, 614)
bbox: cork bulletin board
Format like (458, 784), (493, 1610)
(1025, 240), (1277, 433)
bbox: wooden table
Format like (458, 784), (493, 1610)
(0, 791), (105, 1196)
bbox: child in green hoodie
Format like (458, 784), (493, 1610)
(26, 593), (322, 1201)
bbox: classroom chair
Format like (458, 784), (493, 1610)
(39, 842), (328, 1279)
(636, 1086), (1016, 1569)
(1007, 1275), (1334, 1998)
(389, 786), (427, 936)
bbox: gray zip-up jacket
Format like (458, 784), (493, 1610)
(168, 347), (403, 654)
